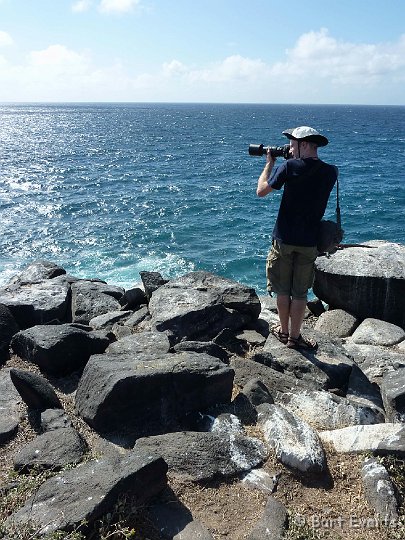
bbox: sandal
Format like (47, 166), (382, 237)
(271, 324), (289, 345)
(287, 334), (318, 351)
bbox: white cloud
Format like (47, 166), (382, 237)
(156, 33), (405, 103)
(0, 30), (13, 47)
(160, 31), (405, 90)
(28, 44), (88, 68)
(0, 43), (138, 102)
(71, 0), (94, 13)
(162, 60), (188, 77)
(272, 28), (405, 85)
(0, 45), (93, 102)
(0, 30), (404, 103)
(98, 0), (140, 14)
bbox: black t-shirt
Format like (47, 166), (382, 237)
(268, 158), (338, 246)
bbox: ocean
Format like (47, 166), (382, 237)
(0, 103), (404, 295)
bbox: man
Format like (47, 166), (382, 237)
(256, 126), (338, 350)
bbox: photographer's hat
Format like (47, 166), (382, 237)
(282, 126), (328, 147)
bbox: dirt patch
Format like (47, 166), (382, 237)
(163, 449), (404, 540)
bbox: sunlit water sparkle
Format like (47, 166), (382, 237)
(0, 103), (404, 294)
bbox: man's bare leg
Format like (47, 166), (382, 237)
(276, 294), (291, 335)
(289, 297), (307, 339)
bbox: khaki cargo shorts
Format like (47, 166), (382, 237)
(266, 240), (318, 299)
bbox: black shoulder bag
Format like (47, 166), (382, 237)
(317, 168), (343, 256)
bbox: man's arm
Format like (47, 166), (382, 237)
(256, 153), (275, 197)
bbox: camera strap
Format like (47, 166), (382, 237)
(334, 168), (341, 229)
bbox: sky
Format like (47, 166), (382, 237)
(0, 0), (404, 104)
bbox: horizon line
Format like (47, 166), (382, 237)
(1, 101), (404, 107)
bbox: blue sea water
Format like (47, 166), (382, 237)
(0, 103), (404, 295)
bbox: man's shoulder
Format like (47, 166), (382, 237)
(320, 161), (339, 178)
(286, 158), (304, 169)
(318, 159), (337, 170)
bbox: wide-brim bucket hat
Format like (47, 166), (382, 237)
(282, 126), (329, 147)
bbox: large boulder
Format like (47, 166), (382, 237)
(314, 309), (359, 338)
(10, 368), (62, 411)
(148, 271), (261, 343)
(361, 458), (399, 522)
(75, 350), (234, 435)
(11, 323), (109, 376)
(13, 427), (87, 472)
(280, 390), (384, 430)
(0, 275), (71, 329)
(70, 280), (124, 325)
(6, 260), (66, 284)
(258, 403), (327, 474)
(134, 430), (268, 481)
(6, 451), (168, 535)
(258, 330), (354, 392)
(350, 318), (405, 346)
(230, 357), (324, 397)
(314, 241), (405, 328)
(319, 423), (405, 456)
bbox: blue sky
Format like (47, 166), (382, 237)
(0, 0), (404, 104)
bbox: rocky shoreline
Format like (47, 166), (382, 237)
(0, 240), (404, 539)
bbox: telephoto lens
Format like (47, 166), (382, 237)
(248, 144), (266, 156)
(248, 144), (290, 159)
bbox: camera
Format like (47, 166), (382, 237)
(248, 143), (290, 159)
